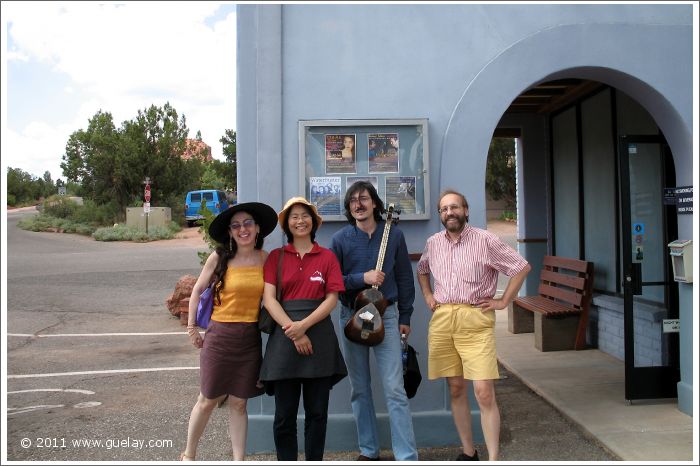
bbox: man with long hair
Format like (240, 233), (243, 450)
(330, 181), (418, 461)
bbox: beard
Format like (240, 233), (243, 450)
(442, 213), (467, 232)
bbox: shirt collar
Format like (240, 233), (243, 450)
(442, 224), (472, 243)
(283, 242), (321, 254)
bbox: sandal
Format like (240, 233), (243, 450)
(179, 452), (194, 461)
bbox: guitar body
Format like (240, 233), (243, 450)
(344, 204), (399, 347)
(344, 300), (385, 346)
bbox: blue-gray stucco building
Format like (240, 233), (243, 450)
(235, 4), (695, 453)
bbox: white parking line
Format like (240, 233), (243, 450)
(9, 366), (199, 379)
(8, 332), (196, 337)
(8, 388), (95, 395)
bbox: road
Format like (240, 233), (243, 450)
(5, 214), (615, 461)
(6, 209), (214, 461)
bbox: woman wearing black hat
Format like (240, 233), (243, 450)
(181, 202), (278, 461)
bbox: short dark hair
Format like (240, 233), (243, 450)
(281, 203), (318, 243)
(344, 181), (385, 224)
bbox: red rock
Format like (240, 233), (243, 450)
(166, 275), (197, 316)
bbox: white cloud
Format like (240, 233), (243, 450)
(3, 1), (237, 180)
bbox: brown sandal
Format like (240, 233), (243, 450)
(179, 452), (194, 461)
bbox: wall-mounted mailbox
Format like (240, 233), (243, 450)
(668, 239), (693, 283)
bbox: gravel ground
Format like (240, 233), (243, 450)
(244, 363), (619, 462)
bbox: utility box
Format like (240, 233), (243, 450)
(126, 207), (172, 231)
(668, 239), (693, 283)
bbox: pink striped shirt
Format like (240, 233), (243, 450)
(417, 225), (529, 304)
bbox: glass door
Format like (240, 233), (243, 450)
(618, 135), (679, 401)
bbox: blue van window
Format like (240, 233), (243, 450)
(203, 192), (214, 201)
(190, 193), (201, 202)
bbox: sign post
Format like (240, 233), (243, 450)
(143, 177), (152, 233)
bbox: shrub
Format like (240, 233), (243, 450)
(92, 223), (178, 242)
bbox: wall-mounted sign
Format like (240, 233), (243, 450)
(662, 319), (680, 333)
(674, 186), (693, 215)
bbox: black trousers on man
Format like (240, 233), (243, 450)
(273, 376), (333, 461)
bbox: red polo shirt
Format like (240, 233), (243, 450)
(264, 243), (345, 301)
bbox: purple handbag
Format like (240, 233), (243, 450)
(195, 285), (214, 329)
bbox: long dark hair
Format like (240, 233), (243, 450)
(281, 203), (318, 244)
(212, 210), (265, 305)
(344, 181), (385, 224)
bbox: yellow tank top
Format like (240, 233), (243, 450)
(211, 266), (264, 323)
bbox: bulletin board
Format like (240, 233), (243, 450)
(298, 119), (430, 221)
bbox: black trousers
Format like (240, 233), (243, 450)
(273, 376), (333, 461)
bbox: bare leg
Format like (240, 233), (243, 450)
(182, 393), (225, 460)
(228, 396), (248, 461)
(473, 379), (500, 460)
(447, 376), (477, 457)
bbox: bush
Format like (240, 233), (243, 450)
(17, 214), (97, 236)
(500, 210), (517, 222)
(42, 196), (80, 219)
(92, 223), (178, 242)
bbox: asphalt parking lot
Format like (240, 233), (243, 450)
(6, 213), (616, 461)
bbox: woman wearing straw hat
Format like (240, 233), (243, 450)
(181, 201), (278, 461)
(259, 196), (347, 461)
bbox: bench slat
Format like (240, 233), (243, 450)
(540, 269), (586, 290)
(538, 283), (584, 307)
(543, 255), (591, 273)
(514, 296), (580, 317)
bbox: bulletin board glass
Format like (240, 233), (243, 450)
(298, 119), (430, 221)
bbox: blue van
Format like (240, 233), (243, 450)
(185, 190), (229, 227)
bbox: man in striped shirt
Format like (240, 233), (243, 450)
(417, 189), (530, 461)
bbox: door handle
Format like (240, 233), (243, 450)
(625, 262), (643, 295)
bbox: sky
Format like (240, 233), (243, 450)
(1, 1), (238, 183)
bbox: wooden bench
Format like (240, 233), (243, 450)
(508, 255), (594, 351)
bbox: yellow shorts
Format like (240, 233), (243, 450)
(428, 303), (499, 380)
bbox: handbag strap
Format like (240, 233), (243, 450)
(275, 248), (284, 301)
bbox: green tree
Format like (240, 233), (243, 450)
(485, 137), (516, 210)
(7, 167), (34, 204)
(60, 103), (199, 220)
(219, 129), (237, 190)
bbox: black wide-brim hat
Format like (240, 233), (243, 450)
(208, 202), (278, 245)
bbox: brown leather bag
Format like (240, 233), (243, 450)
(344, 204), (398, 346)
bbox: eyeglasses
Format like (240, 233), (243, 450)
(289, 213), (312, 222)
(230, 219), (256, 230)
(349, 195), (371, 205)
(438, 204), (463, 214)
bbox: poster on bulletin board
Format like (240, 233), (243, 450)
(299, 119), (430, 221)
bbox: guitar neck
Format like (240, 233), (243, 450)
(373, 206), (394, 287)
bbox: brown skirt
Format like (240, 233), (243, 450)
(200, 320), (264, 399)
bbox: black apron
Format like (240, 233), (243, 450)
(259, 299), (347, 395)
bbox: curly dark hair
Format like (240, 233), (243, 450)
(344, 180), (385, 224)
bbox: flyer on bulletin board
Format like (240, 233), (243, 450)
(385, 176), (416, 214)
(310, 176), (342, 216)
(368, 133), (399, 173)
(325, 134), (357, 174)
(346, 176), (379, 193)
